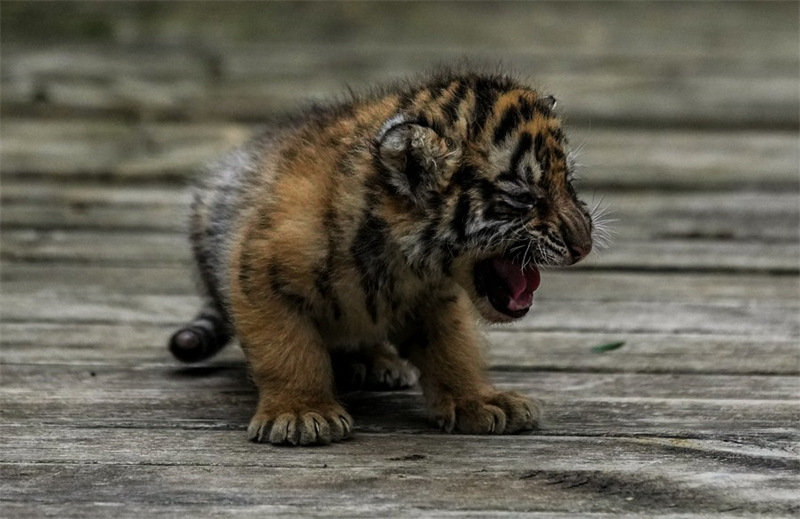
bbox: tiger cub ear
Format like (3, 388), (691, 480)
(376, 115), (460, 204)
(535, 95), (557, 113)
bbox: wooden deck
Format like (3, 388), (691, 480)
(1, 2), (798, 517)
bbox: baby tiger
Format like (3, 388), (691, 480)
(169, 69), (594, 446)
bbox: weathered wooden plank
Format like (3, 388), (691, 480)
(0, 181), (189, 205)
(3, 425), (797, 472)
(3, 15), (798, 127)
(4, 264), (798, 304)
(0, 230), (191, 264)
(3, 229), (797, 272)
(487, 331), (800, 376)
(3, 182), (798, 243)
(1, 434), (797, 516)
(581, 240), (799, 273)
(4, 1), (796, 53)
(4, 363), (798, 404)
(3, 121), (798, 189)
(1, 202), (187, 232)
(1, 366), (799, 442)
(0, 120), (251, 180)
(5, 1), (797, 54)
(0, 265), (197, 295)
(1, 292), (796, 337)
(2, 320), (798, 376)
(3, 322), (798, 375)
(574, 129), (800, 191)
(6, 63), (796, 129)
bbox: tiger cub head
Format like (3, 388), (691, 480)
(375, 73), (595, 323)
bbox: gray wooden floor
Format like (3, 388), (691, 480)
(1, 2), (799, 517)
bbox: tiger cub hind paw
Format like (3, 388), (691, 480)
(247, 405), (353, 446)
(431, 390), (541, 435)
(332, 347), (419, 390)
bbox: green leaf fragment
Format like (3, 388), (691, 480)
(591, 341), (626, 353)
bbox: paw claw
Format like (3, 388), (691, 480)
(431, 391), (540, 435)
(249, 406), (352, 446)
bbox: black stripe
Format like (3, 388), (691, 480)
(535, 132), (551, 175)
(449, 164), (479, 192)
(351, 213), (392, 323)
(268, 261), (310, 314)
(432, 83), (450, 103)
(334, 150), (355, 177)
(372, 155), (407, 200)
(404, 150), (426, 193)
(415, 192), (445, 273)
(534, 133), (545, 164)
(440, 244), (455, 276)
(441, 81), (467, 124)
(519, 98), (534, 120)
(495, 169), (520, 184)
(509, 132), (533, 173)
(470, 79), (498, 138)
(534, 132), (552, 175)
(558, 221), (574, 250)
(493, 105), (522, 144)
(397, 88), (420, 112)
(418, 215), (442, 273)
(452, 192), (472, 241)
(476, 178), (497, 204)
(414, 113), (447, 141)
(314, 265), (342, 321)
(314, 207), (343, 320)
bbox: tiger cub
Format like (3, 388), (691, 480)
(169, 70), (594, 446)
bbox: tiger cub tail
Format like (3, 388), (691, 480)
(168, 301), (232, 363)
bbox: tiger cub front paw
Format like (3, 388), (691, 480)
(431, 390), (541, 434)
(247, 403), (353, 446)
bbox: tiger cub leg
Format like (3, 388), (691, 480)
(408, 294), (541, 434)
(332, 341), (419, 390)
(238, 301), (352, 446)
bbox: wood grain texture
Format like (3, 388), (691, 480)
(3, 229), (798, 272)
(2, 323), (799, 375)
(2, 436), (797, 516)
(2, 291), (797, 339)
(2, 366), (799, 443)
(3, 121), (798, 189)
(1, 1), (798, 516)
(4, 182), (799, 243)
(4, 265), (799, 301)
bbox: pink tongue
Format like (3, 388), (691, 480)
(491, 259), (541, 311)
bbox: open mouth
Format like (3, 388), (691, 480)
(474, 257), (541, 319)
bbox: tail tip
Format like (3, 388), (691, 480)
(169, 328), (210, 363)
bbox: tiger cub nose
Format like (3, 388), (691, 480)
(568, 243), (591, 262)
